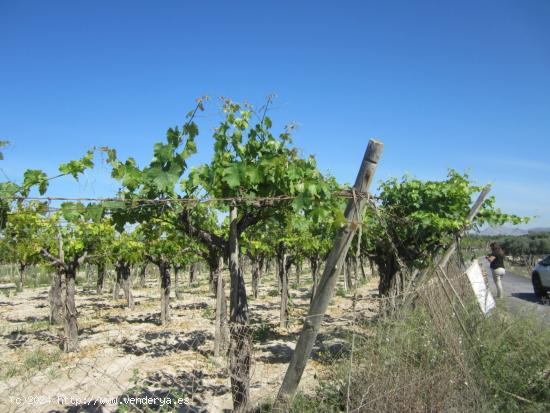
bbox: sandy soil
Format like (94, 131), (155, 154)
(0, 268), (378, 413)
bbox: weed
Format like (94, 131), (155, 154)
(252, 323), (277, 342)
(267, 288), (279, 297)
(1, 365), (19, 379)
(335, 287), (346, 298)
(295, 305), (550, 413)
(1, 348), (61, 379)
(24, 348), (61, 371)
(24, 319), (50, 332)
(201, 307), (214, 319)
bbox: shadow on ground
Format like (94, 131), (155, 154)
(510, 292), (543, 304)
(58, 369), (229, 413)
(256, 329), (351, 364)
(4, 329), (61, 349)
(103, 313), (159, 325)
(113, 330), (212, 357)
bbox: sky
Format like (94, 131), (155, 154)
(1, 0), (549, 227)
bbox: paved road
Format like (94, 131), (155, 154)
(488, 270), (550, 326)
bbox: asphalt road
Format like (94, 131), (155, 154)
(488, 269), (550, 326)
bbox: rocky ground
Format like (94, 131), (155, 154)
(0, 268), (378, 412)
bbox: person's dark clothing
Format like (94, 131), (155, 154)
(489, 253), (505, 269)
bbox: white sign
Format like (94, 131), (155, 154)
(465, 260), (495, 315)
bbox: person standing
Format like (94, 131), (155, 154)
(487, 242), (506, 298)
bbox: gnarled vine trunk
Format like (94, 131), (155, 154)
(41, 242), (85, 353)
(251, 258), (263, 299)
(277, 243), (292, 330)
(85, 264), (93, 288)
(117, 262), (134, 310)
(211, 255), (229, 357)
(189, 262), (196, 287)
(174, 265), (182, 299)
(49, 271), (63, 325)
(376, 254), (409, 316)
(138, 263), (147, 288)
(64, 268), (79, 352)
(209, 260), (217, 295)
(113, 269), (122, 300)
(18, 263), (26, 291)
(214, 257), (229, 357)
(228, 204), (251, 413)
(96, 262), (106, 294)
(295, 261), (302, 284)
(359, 255), (367, 279)
(158, 261), (171, 325)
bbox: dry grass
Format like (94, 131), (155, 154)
(290, 264), (550, 413)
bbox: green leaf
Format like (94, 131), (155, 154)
(183, 122), (199, 139)
(84, 204), (104, 222)
(307, 183), (318, 198)
(292, 195), (307, 212)
(0, 181), (20, 198)
(61, 202), (85, 222)
(146, 165), (181, 192)
(223, 165), (241, 189)
(59, 150), (95, 179)
(103, 200), (125, 211)
(152, 143), (174, 163)
(166, 127), (181, 146)
(23, 169), (49, 195)
(243, 165), (261, 185)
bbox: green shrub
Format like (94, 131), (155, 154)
(201, 307), (214, 319)
(335, 287), (346, 298)
(252, 323), (278, 342)
(267, 288), (279, 297)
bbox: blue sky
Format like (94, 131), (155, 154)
(1, 0), (549, 227)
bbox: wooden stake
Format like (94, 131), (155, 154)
(272, 140), (383, 411)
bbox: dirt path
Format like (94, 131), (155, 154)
(0, 269), (378, 412)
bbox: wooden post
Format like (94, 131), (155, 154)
(272, 140), (383, 411)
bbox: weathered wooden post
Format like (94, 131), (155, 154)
(272, 140), (383, 411)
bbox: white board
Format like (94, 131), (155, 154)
(479, 256), (492, 277)
(465, 260), (495, 315)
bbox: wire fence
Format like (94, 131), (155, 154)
(0, 249), (493, 413)
(2, 189), (373, 208)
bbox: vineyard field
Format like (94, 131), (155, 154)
(0, 267), (377, 412)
